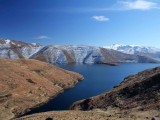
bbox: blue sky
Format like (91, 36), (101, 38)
(0, 0), (160, 47)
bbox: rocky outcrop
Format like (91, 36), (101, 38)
(68, 66), (160, 119)
(0, 39), (159, 65)
(0, 58), (83, 120)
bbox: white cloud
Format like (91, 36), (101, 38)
(114, 0), (159, 10)
(34, 36), (51, 39)
(68, 0), (159, 12)
(31, 0), (159, 13)
(93, 16), (109, 21)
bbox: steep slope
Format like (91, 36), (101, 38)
(0, 39), (43, 59)
(104, 44), (160, 55)
(100, 48), (159, 63)
(0, 58), (83, 120)
(68, 66), (160, 119)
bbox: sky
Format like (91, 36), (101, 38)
(0, 0), (160, 47)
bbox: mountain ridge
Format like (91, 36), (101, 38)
(0, 39), (159, 64)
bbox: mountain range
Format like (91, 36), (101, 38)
(103, 44), (160, 57)
(0, 39), (160, 120)
(0, 39), (159, 64)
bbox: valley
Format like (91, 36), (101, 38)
(2, 0), (160, 119)
(0, 39), (160, 120)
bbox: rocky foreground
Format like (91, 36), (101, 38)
(68, 66), (160, 119)
(14, 111), (147, 120)
(0, 58), (83, 120)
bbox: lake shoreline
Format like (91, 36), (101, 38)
(23, 61), (160, 116)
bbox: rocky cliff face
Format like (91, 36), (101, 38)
(68, 66), (160, 119)
(0, 58), (83, 120)
(0, 39), (159, 64)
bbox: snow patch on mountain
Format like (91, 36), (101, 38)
(0, 39), (43, 59)
(0, 49), (19, 59)
(53, 45), (104, 63)
(19, 46), (44, 58)
(5, 39), (11, 44)
(42, 47), (68, 64)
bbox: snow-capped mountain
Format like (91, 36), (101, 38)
(32, 45), (104, 64)
(103, 44), (160, 55)
(0, 39), (43, 59)
(32, 45), (159, 64)
(0, 39), (158, 64)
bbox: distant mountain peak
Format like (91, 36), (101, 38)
(103, 44), (160, 54)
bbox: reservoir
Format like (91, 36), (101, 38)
(25, 59), (160, 115)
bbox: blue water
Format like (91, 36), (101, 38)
(25, 60), (160, 115)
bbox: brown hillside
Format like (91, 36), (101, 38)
(68, 66), (160, 119)
(0, 58), (83, 120)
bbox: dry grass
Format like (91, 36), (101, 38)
(0, 58), (83, 120)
